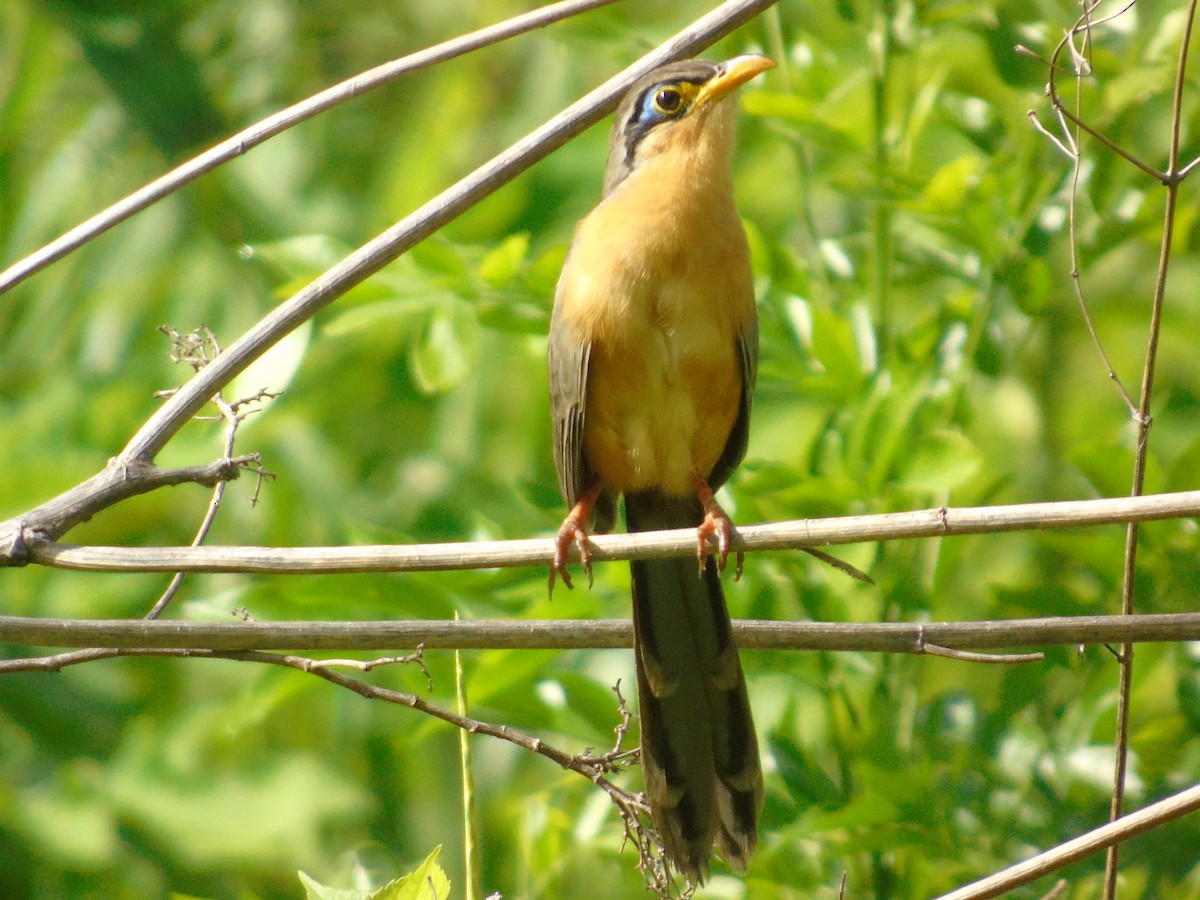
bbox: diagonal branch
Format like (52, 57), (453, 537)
(0, 455), (259, 565)
(0, 0), (619, 294)
(939, 781), (1200, 900)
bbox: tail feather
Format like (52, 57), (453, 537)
(625, 490), (763, 882)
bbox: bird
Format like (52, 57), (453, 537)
(547, 54), (772, 882)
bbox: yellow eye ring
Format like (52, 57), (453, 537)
(652, 87), (684, 115)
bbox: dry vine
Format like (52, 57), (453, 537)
(1025, 2), (1200, 896)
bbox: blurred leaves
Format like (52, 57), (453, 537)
(4, 1), (1200, 898)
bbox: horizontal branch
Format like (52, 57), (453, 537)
(4, 611), (1200, 653)
(18, 489), (1200, 574)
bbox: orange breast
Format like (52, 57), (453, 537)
(556, 150), (755, 498)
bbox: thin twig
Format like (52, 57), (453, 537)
(1105, 3), (1200, 894)
(1044, 4), (1164, 181)
(802, 546), (873, 583)
(917, 642), (1042, 665)
(1030, 7), (1137, 413)
(146, 327), (275, 619)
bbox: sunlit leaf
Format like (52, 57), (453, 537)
(408, 301), (481, 394)
(479, 232), (529, 288)
(900, 428), (983, 492)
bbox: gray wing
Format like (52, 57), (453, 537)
(548, 288), (591, 509)
(708, 316), (759, 491)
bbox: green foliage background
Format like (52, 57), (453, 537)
(4, 1), (1200, 897)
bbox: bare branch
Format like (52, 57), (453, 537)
(9, 489), (1200, 574)
(0, 454), (259, 565)
(1044, 4), (1164, 182)
(939, 781), (1200, 900)
(6, 611), (1200, 656)
(146, 328), (276, 619)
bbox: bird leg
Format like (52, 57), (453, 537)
(551, 481), (602, 595)
(692, 473), (744, 580)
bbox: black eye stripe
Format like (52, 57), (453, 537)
(605, 62), (721, 194)
(615, 74), (713, 185)
(626, 76), (707, 130)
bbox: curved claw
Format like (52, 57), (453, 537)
(697, 508), (734, 574)
(550, 483), (603, 597)
(550, 515), (593, 598)
(692, 473), (744, 580)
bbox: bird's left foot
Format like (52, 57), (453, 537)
(550, 489), (601, 596)
(551, 516), (592, 595)
(693, 475), (745, 580)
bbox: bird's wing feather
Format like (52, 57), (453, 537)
(548, 282), (591, 510)
(708, 320), (758, 491)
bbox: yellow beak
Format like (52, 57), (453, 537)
(693, 54), (774, 110)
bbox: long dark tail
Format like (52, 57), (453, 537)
(624, 490), (763, 883)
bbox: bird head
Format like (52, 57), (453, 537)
(604, 55), (774, 195)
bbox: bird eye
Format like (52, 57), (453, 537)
(652, 87), (684, 115)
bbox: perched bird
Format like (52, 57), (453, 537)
(547, 55), (772, 881)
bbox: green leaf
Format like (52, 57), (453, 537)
(229, 320), (312, 399)
(769, 732), (845, 806)
(299, 870), (369, 900)
(298, 847), (450, 900)
(916, 155), (983, 214)
(478, 232), (529, 287)
(408, 301), (481, 394)
(741, 89), (813, 123)
(322, 298), (429, 340)
(374, 846), (451, 900)
(248, 234), (354, 279)
(900, 428), (983, 492)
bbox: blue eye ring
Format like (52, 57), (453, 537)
(635, 84), (689, 127)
